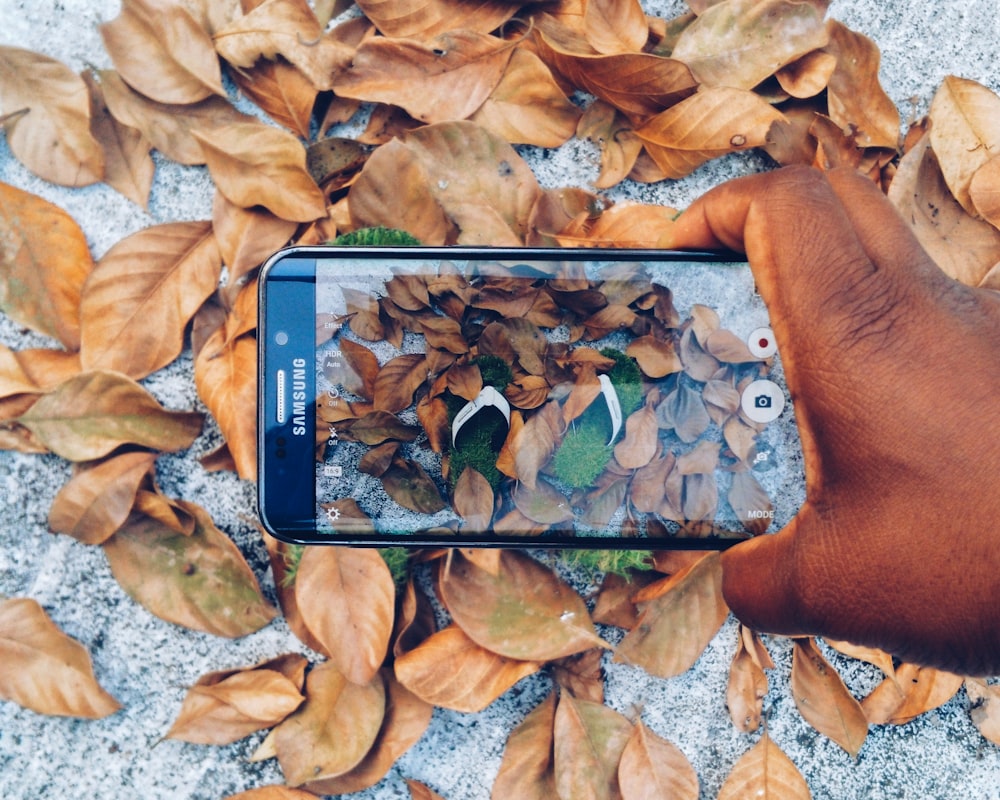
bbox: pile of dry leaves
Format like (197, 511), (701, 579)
(2, 0), (1000, 798)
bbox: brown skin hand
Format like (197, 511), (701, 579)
(666, 165), (1000, 676)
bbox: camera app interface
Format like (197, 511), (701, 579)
(314, 256), (803, 540)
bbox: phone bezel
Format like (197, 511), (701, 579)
(258, 245), (770, 549)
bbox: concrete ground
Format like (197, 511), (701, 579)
(1, 1), (999, 798)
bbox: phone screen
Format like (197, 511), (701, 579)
(259, 247), (804, 547)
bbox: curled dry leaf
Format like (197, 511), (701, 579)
(626, 335), (682, 378)
(970, 154), (1000, 231)
(716, 732), (811, 800)
(727, 625), (769, 733)
(270, 662), (386, 787)
(551, 648), (606, 704)
(100, 0), (225, 105)
(617, 720), (699, 800)
(294, 546), (395, 685)
(637, 86), (786, 179)
(48, 451), (156, 545)
(0, 182), (94, 349)
(213, 0), (353, 91)
(861, 663), (964, 726)
(194, 329), (257, 481)
(775, 49), (838, 99)
(394, 624), (540, 713)
(491, 690), (557, 800)
(887, 129), (1000, 286)
(333, 31), (516, 124)
(165, 654), (307, 744)
(261, 529), (328, 655)
(355, 0), (517, 39)
(350, 121), (541, 246)
(0, 597), (121, 719)
(99, 69), (255, 166)
(80, 221), (222, 379)
(305, 671), (433, 796)
(577, 102), (644, 190)
(533, 27), (697, 121)
(553, 693), (633, 800)
(373, 353), (428, 413)
(614, 552), (728, 678)
(193, 122), (326, 222)
(440, 549), (608, 662)
(103, 504), (277, 637)
(824, 21), (899, 150)
(558, 202), (680, 248)
(17, 371), (202, 462)
(821, 638), (895, 680)
(381, 456), (447, 514)
(790, 638), (868, 759)
(0, 47), (104, 186)
(83, 71), (154, 209)
(928, 75), (1000, 216)
(728, 470), (773, 534)
(671, 0), (828, 90)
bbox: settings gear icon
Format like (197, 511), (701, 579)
(324, 505), (341, 524)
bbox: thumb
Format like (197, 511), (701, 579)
(720, 519), (811, 637)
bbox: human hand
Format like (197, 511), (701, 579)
(665, 166), (1000, 676)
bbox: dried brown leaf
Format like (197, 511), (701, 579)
(887, 129), (1000, 287)
(350, 121), (541, 246)
(166, 656), (307, 744)
(440, 549), (608, 661)
(671, 0), (828, 90)
(80, 221), (221, 379)
(614, 401), (658, 469)
(716, 732), (811, 800)
(17, 370), (202, 462)
(305, 671), (432, 795)
(775, 49), (837, 99)
(727, 625), (769, 732)
(103, 505), (277, 637)
(333, 31), (516, 124)
(229, 58), (316, 138)
(965, 678), (1000, 746)
(214, 0), (353, 90)
(585, 0), (648, 55)
(83, 71), (154, 208)
(553, 693), (633, 800)
(193, 121), (326, 221)
(614, 553), (728, 678)
(100, 0), (225, 104)
(99, 69), (254, 165)
(0, 182), (94, 348)
(472, 48), (581, 148)
(534, 26), (697, 120)
(791, 638), (868, 758)
(270, 662), (386, 786)
(577, 102), (643, 189)
(728, 470), (773, 534)
(491, 691), (557, 800)
(453, 467), (495, 532)
(374, 353), (427, 413)
(511, 400), (562, 490)
(0, 47), (104, 186)
(295, 546), (395, 685)
(395, 624), (540, 712)
(224, 787), (318, 800)
(0, 597), (121, 718)
(212, 192), (297, 283)
(355, 0), (516, 39)
(382, 456), (447, 513)
(861, 663), (963, 725)
(48, 451), (156, 545)
(637, 86), (785, 179)
(626, 335), (682, 378)
(618, 720), (699, 800)
(824, 20), (899, 149)
(195, 329), (257, 480)
(970, 154), (1000, 231)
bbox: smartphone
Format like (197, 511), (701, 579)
(257, 247), (804, 548)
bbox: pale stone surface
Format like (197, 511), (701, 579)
(1, 1), (999, 799)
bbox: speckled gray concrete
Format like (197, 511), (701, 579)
(2, 1), (999, 799)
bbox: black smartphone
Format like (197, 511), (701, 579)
(257, 247), (804, 548)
